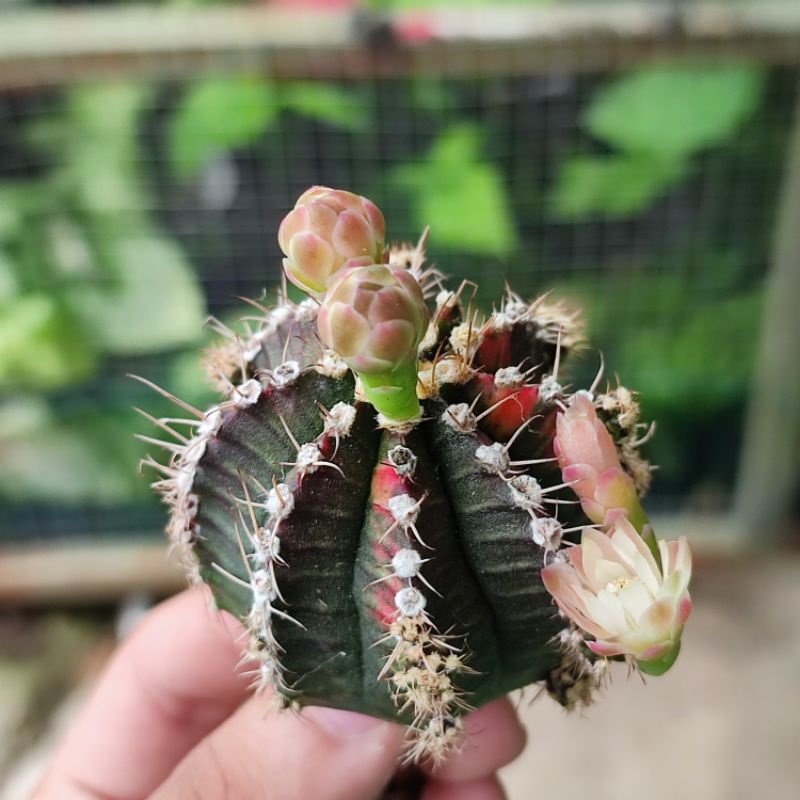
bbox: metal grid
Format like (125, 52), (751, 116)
(0, 2), (798, 552)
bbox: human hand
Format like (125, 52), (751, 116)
(35, 589), (527, 799)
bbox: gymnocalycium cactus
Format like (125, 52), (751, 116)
(140, 187), (692, 763)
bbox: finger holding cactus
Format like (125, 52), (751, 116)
(139, 185), (693, 764)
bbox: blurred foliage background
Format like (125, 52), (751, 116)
(0, 0), (796, 546)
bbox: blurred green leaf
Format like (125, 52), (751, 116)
(409, 78), (454, 115)
(65, 83), (152, 215)
(551, 154), (686, 219)
(65, 231), (205, 355)
(0, 295), (96, 390)
(170, 77), (279, 178)
(281, 82), (368, 132)
(168, 349), (222, 410)
(621, 292), (761, 413)
(46, 217), (97, 279)
(586, 64), (766, 158)
(0, 252), (17, 302)
(0, 185), (30, 240)
(392, 124), (518, 256)
(0, 402), (146, 504)
(560, 271), (760, 413)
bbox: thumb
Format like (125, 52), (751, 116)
(151, 694), (405, 800)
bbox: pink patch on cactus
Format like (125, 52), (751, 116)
(371, 463), (409, 507)
(471, 374), (539, 441)
(476, 328), (513, 373)
(371, 580), (402, 626)
(541, 518), (692, 668)
(555, 393), (642, 525)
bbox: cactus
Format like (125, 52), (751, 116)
(139, 187), (692, 763)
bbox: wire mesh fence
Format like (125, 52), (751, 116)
(0, 1), (798, 550)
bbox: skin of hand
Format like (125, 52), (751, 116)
(34, 588), (527, 799)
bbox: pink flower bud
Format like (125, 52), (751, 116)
(542, 518), (692, 674)
(555, 393), (642, 527)
(317, 264), (429, 375)
(278, 187), (386, 296)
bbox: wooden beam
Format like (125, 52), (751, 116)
(0, 541), (183, 605)
(0, 3), (799, 89)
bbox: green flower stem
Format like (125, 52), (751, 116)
(358, 360), (421, 422)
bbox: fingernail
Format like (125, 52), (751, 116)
(306, 706), (386, 738)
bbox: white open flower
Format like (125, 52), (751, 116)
(541, 517), (692, 675)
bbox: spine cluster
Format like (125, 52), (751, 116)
(373, 443), (472, 764)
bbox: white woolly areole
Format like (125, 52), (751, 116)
(387, 493), (420, 528)
(243, 328), (269, 363)
(475, 442), (510, 473)
(182, 437), (207, 468)
(508, 474), (544, 510)
(198, 407), (223, 438)
(417, 356), (473, 398)
(443, 403), (477, 433)
(504, 300), (528, 322)
(539, 376), (563, 403)
(449, 322), (482, 359)
(376, 412), (421, 434)
(531, 516), (563, 549)
(418, 320), (440, 353)
(272, 360), (301, 387)
(270, 305), (294, 326)
(392, 548), (423, 579)
(255, 529), (281, 561)
(395, 587), (427, 617)
(296, 443), (323, 473)
(169, 493), (198, 544)
(252, 568), (278, 603)
(316, 350), (349, 379)
(387, 445), (417, 477)
(325, 402), (357, 438)
(295, 297), (318, 322)
(558, 627), (586, 652)
(258, 659), (278, 682)
(494, 366), (525, 388)
(174, 465), (195, 498)
(490, 312), (514, 332)
(234, 378), (262, 407)
(434, 289), (454, 308)
(267, 483), (294, 518)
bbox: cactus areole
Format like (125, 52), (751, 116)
(141, 187), (693, 763)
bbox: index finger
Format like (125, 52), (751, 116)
(35, 587), (249, 800)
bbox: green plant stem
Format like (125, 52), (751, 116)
(358, 361), (421, 422)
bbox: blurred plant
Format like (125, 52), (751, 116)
(391, 124), (518, 257)
(169, 76), (369, 179)
(551, 62), (766, 219)
(0, 83), (209, 510)
(0, 83), (205, 391)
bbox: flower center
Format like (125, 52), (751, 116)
(606, 577), (637, 594)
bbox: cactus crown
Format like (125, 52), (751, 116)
(140, 188), (691, 763)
